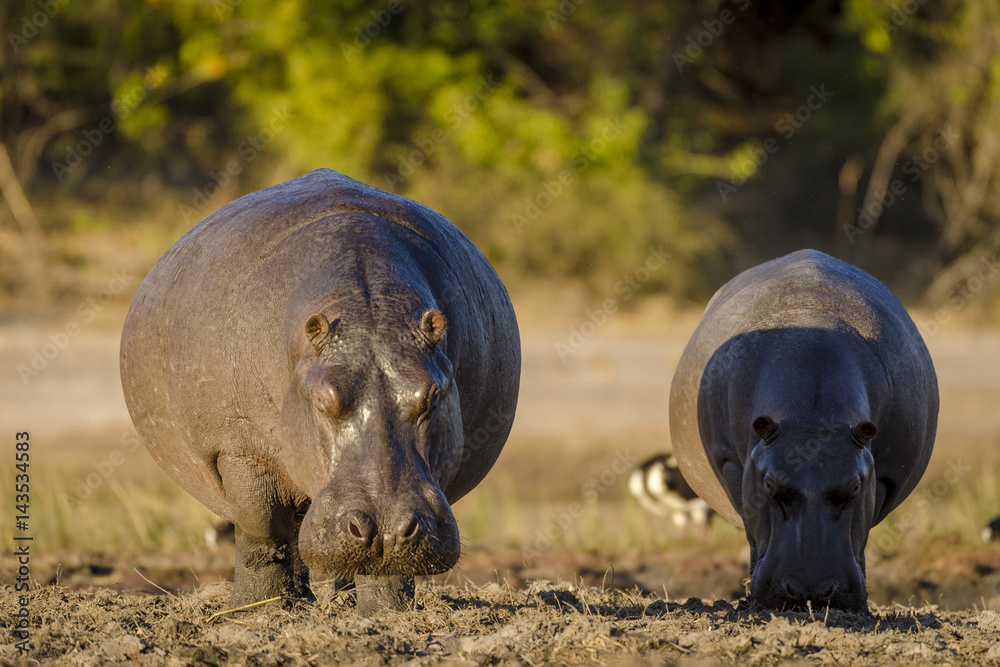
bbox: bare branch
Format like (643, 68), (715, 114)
(14, 105), (107, 186)
(0, 141), (48, 302)
(924, 224), (1000, 303)
(858, 113), (922, 238)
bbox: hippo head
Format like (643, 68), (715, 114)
(280, 308), (463, 580)
(741, 413), (877, 613)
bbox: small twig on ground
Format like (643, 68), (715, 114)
(668, 641), (692, 654)
(204, 596), (285, 624)
(134, 568), (177, 599)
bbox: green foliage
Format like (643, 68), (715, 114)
(843, 0), (1000, 300)
(2, 0), (998, 300)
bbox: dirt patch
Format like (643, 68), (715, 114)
(10, 538), (1000, 612)
(3, 578), (1000, 666)
(3, 543), (1000, 665)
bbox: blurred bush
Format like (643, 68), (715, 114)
(1, 0), (998, 306)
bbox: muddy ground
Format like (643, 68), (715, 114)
(2, 296), (1000, 664)
(2, 531), (1000, 664)
(3, 572), (1000, 666)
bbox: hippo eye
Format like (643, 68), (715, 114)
(415, 384), (440, 423)
(827, 479), (861, 508)
(764, 477), (798, 506)
(313, 384), (342, 418)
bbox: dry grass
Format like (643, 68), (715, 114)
(3, 577), (999, 666)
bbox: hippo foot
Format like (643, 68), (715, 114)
(354, 575), (415, 614)
(232, 528), (310, 607)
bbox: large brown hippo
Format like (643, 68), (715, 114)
(120, 169), (520, 612)
(669, 250), (937, 613)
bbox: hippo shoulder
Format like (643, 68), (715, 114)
(168, 169), (477, 264)
(698, 249), (919, 348)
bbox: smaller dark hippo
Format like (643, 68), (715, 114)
(120, 169), (520, 613)
(669, 250), (938, 613)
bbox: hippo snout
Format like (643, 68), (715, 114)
(779, 575), (839, 604)
(751, 557), (867, 613)
(299, 484), (460, 578)
(340, 508), (434, 552)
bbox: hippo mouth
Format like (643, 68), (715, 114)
(297, 485), (461, 579)
(749, 553), (869, 614)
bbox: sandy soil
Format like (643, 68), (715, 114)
(3, 578), (1000, 666)
(2, 292), (1000, 664)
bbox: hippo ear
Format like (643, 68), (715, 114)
(752, 415), (778, 443)
(852, 421), (877, 447)
(420, 309), (447, 347)
(304, 314), (334, 351)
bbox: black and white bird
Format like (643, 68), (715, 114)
(205, 521), (236, 548)
(629, 453), (713, 537)
(983, 516), (1000, 543)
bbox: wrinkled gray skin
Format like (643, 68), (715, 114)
(669, 250), (937, 613)
(120, 169), (520, 611)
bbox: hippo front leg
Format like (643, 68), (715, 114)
(308, 571), (414, 612)
(354, 575), (416, 614)
(232, 523), (305, 605)
(219, 454), (310, 606)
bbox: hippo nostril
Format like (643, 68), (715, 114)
(815, 578), (838, 601)
(781, 576), (805, 601)
(345, 513), (375, 544)
(397, 515), (421, 542)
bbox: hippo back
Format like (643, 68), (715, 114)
(120, 169), (520, 522)
(669, 249), (937, 527)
